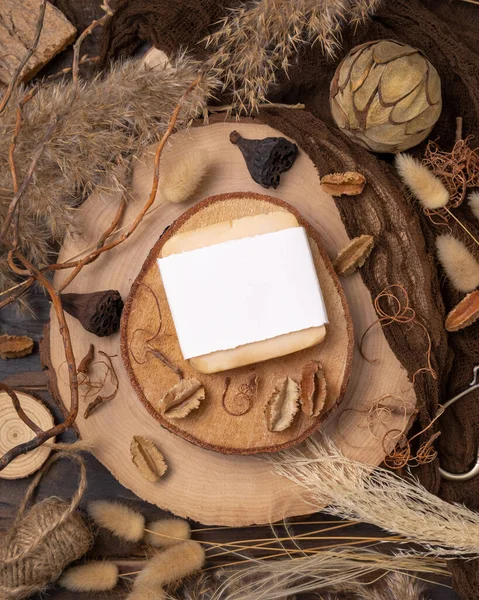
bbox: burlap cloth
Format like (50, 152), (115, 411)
(98, 1), (479, 597)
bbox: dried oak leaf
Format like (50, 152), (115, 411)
(0, 334), (34, 359)
(445, 290), (479, 332)
(320, 171), (366, 196)
(334, 234), (375, 276)
(265, 377), (300, 432)
(130, 435), (168, 483)
(300, 361), (328, 417)
(158, 378), (205, 419)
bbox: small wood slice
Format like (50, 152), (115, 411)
(121, 193), (353, 454)
(0, 391), (54, 479)
(47, 122), (416, 526)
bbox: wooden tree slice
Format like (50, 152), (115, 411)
(47, 122), (416, 526)
(0, 391), (54, 479)
(121, 193), (353, 454)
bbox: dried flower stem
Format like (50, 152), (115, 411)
(0, 6), (204, 468)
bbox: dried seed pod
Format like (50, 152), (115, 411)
(0, 334), (34, 359)
(158, 378), (205, 419)
(265, 377), (300, 432)
(445, 291), (479, 332)
(300, 361), (328, 417)
(334, 235), (375, 276)
(61, 290), (123, 337)
(230, 130), (298, 188)
(330, 40), (442, 153)
(320, 172), (366, 196)
(130, 436), (168, 482)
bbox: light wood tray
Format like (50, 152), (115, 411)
(47, 122), (416, 526)
(121, 193), (353, 454)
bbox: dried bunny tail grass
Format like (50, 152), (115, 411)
(87, 501), (145, 542)
(270, 435), (479, 557)
(59, 561), (119, 592)
(204, 0), (380, 113)
(395, 154), (449, 210)
(0, 53), (218, 294)
(160, 151), (209, 204)
(199, 547), (444, 600)
(436, 235), (479, 292)
(354, 572), (426, 600)
(131, 541), (205, 597)
(469, 191), (479, 221)
(144, 518), (191, 547)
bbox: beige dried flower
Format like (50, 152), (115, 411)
(204, 0), (381, 114)
(160, 150), (209, 204)
(59, 561), (119, 592)
(436, 235), (479, 293)
(88, 501), (145, 542)
(469, 191), (479, 221)
(265, 377), (300, 432)
(395, 154), (449, 210)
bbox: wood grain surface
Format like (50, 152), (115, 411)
(45, 122), (416, 526)
(122, 192), (353, 454)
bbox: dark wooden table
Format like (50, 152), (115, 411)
(0, 0), (462, 596)
(0, 295), (459, 600)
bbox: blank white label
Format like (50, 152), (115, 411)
(157, 227), (328, 359)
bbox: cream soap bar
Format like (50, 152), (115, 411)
(160, 212), (327, 374)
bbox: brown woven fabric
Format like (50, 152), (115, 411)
(98, 1), (479, 597)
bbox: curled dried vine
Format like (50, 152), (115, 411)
(360, 284), (437, 382)
(422, 135), (479, 225)
(0, 3), (206, 469)
(84, 352), (119, 419)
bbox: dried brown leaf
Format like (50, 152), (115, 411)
(158, 378), (205, 419)
(300, 361), (328, 418)
(445, 291), (479, 332)
(0, 334), (34, 359)
(265, 377), (300, 432)
(320, 171), (366, 196)
(334, 235), (375, 276)
(130, 435), (168, 483)
(78, 343), (94, 375)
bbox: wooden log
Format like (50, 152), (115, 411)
(0, 0), (76, 84)
(46, 122), (416, 526)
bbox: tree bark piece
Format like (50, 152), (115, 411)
(0, 0), (76, 84)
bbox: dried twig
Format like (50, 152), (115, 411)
(0, 0), (47, 116)
(0, 1), (205, 469)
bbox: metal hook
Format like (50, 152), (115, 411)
(437, 365), (479, 481)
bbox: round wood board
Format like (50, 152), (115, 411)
(0, 391), (54, 479)
(121, 192), (353, 454)
(48, 121), (416, 526)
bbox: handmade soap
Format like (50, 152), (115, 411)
(160, 212), (327, 374)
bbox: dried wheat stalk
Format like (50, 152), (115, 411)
(178, 550), (444, 600)
(204, 0), (381, 113)
(0, 54), (216, 297)
(270, 435), (479, 557)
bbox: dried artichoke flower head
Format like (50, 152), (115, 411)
(330, 40), (442, 153)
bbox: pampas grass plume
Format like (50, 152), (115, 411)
(144, 518), (191, 547)
(436, 235), (479, 292)
(161, 151), (208, 204)
(59, 561), (119, 592)
(395, 153), (449, 209)
(88, 501), (145, 542)
(469, 191), (479, 221)
(132, 541), (205, 595)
